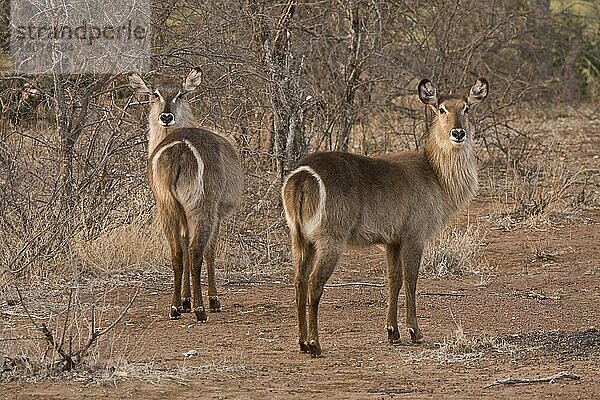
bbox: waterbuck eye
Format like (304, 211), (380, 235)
(439, 106), (447, 114)
(463, 105), (470, 113)
(152, 92), (160, 100)
(172, 91), (182, 104)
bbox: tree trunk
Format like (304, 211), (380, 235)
(53, 75), (75, 213)
(252, 0), (305, 185)
(559, 40), (581, 101)
(336, 0), (362, 152)
(530, 0), (553, 81)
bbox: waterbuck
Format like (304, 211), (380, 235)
(282, 77), (489, 356)
(129, 68), (243, 321)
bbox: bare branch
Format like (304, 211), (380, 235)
(486, 370), (581, 388)
(74, 286), (140, 360)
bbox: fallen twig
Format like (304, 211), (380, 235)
(485, 370), (580, 388)
(223, 279), (269, 286)
(522, 291), (561, 301)
(0, 310), (47, 320)
(325, 282), (384, 288)
(419, 291), (466, 297)
(367, 387), (415, 394)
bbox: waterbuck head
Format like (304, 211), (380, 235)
(129, 68), (203, 129)
(418, 78), (489, 150)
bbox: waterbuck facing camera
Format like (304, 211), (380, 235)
(282, 77), (489, 357)
(130, 68), (243, 322)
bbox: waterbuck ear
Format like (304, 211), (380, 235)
(418, 79), (438, 107)
(467, 77), (489, 106)
(182, 67), (203, 93)
(129, 73), (155, 95)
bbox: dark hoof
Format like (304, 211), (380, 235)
(181, 298), (192, 313)
(209, 296), (222, 313)
(408, 327), (424, 343)
(194, 307), (208, 322)
(387, 326), (401, 344)
(308, 339), (322, 358)
(169, 306), (182, 320)
(299, 341), (310, 353)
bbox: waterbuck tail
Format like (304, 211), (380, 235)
(282, 166), (326, 240)
(151, 140), (204, 238)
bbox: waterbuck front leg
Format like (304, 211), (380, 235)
(293, 237), (315, 353)
(204, 221), (222, 313)
(307, 241), (342, 357)
(385, 243), (403, 344)
(402, 240), (424, 342)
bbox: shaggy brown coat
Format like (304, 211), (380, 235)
(282, 78), (489, 357)
(130, 69), (242, 321)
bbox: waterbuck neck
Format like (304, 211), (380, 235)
(424, 126), (479, 208)
(148, 122), (169, 157)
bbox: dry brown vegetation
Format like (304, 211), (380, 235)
(1, 0), (599, 398)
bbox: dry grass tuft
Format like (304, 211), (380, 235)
(43, 160), (292, 281)
(406, 319), (517, 365)
(0, 347), (249, 385)
(481, 111), (600, 230)
(508, 157), (595, 223)
(72, 217), (168, 276)
(421, 225), (486, 277)
(215, 166), (292, 281)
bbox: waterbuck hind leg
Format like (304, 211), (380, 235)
(208, 297), (221, 313)
(205, 222), (222, 313)
(169, 238), (185, 320)
(181, 297), (192, 314)
(190, 232), (208, 322)
(307, 242), (343, 357)
(293, 237), (315, 353)
(181, 236), (192, 313)
(402, 242), (424, 342)
(385, 244), (403, 344)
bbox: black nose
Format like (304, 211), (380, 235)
(159, 113), (174, 125)
(451, 128), (466, 141)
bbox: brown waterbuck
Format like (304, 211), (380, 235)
(129, 68), (243, 321)
(282, 77), (489, 357)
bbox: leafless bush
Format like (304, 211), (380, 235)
(217, 167), (291, 280)
(486, 135), (599, 226)
(0, 0), (594, 287)
(0, 0), (596, 385)
(0, 74), (149, 279)
(0, 0), (595, 288)
(1, 282), (137, 379)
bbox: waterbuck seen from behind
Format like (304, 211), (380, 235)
(130, 68), (243, 322)
(282, 77), (489, 357)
